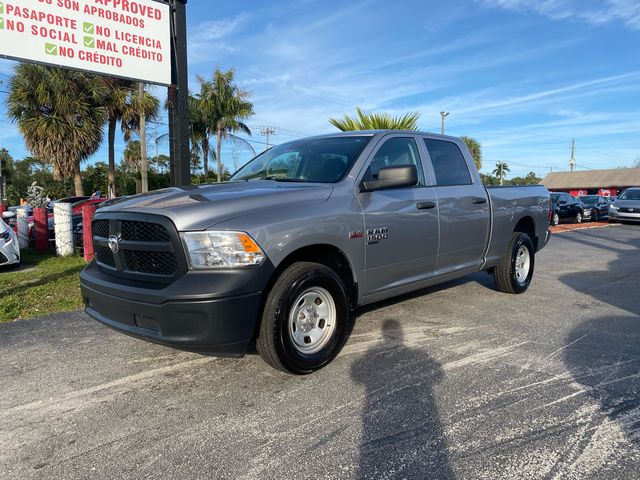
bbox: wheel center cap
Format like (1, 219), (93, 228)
(298, 308), (317, 333)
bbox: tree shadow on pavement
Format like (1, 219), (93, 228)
(350, 319), (455, 480)
(561, 229), (640, 445)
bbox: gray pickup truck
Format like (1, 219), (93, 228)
(80, 131), (550, 373)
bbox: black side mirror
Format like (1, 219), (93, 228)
(361, 165), (418, 192)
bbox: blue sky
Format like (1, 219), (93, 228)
(1, 0), (639, 178)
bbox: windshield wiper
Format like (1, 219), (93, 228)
(262, 176), (306, 182)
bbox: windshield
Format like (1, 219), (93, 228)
(550, 193), (559, 201)
(231, 136), (371, 183)
(618, 189), (640, 201)
(579, 196), (597, 205)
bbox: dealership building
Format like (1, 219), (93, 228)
(541, 167), (640, 197)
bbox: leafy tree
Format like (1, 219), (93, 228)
(509, 171), (541, 185)
(196, 68), (254, 182)
(460, 136), (482, 171)
(329, 107), (420, 131)
(123, 140), (142, 171)
(492, 161), (510, 185)
(480, 173), (499, 186)
(82, 161), (109, 196)
(6, 65), (105, 195)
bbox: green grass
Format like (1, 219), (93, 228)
(0, 251), (86, 322)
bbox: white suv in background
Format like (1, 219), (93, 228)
(0, 215), (21, 268)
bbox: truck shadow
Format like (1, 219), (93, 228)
(350, 319), (455, 479)
(560, 228), (640, 445)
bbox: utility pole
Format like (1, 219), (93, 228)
(440, 111), (450, 135)
(139, 82), (148, 193)
(168, 0), (191, 187)
(260, 126), (279, 150)
(569, 139), (576, 173)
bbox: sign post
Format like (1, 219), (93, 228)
(168, 0), (190, 187)
(0, 0), (190, 187)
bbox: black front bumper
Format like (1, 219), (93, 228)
(80, 260), (273, 357)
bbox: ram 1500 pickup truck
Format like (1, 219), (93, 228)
(80, 131), (550, 374)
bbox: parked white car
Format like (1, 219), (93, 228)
(1, 213), (21, 268)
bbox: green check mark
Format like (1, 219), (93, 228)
(83, 22), (94, 34)
(45, 43), (58, 56)
(83, 36), (95, 48)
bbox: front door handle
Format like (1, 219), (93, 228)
(472, 197), (487, 204)
(416, 201), (436, 210)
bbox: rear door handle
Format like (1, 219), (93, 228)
(416, 201), (436, 210)
(472, 197), (487, 204)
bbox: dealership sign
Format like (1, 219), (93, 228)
(0, 0), (171, 85)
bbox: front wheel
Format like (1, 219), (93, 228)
(592, 210), (599, 222)
(575, 211), (583, 223)
(551, 212), (560, 226)
(256, 262), (350, 374)
(494, 232), (535, 294)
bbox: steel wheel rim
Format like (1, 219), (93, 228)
(288, 287), (337, 354)
(515, 245), (530, 282)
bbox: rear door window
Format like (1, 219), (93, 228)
(424, 139), (472, 186)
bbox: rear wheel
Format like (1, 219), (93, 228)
(494, 232), (535, 294)
(551, 212), (560, 226)
(256, 262), (350, 374)
(592, 210), (599, 222)
(575, 211), (583, 223)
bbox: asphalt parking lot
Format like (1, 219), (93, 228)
(1, 225), (639, 479)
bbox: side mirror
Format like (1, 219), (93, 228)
(361, 165), (418, 192)
(2, 211), (16, 220)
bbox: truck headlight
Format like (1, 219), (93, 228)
(181, 231), (265, 269)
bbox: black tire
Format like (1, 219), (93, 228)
(575, 210), (583, 223)
(494, 232), (535, 294)
(551, 212), (560, 226)
(592, 210), (599, 222)
(256, 262), (350, 374)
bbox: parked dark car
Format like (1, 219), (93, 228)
(30, 197), (107, 248)
(550, 192), (584, 226)
(577, 195), (611, 222)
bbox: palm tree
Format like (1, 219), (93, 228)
(196, 68), (254, 182)
(492, 161), (510, 185)
(7, 65), (105, 195)
(461, 136), (482, 171)
(188, 94), (213, 174)
(121, 86), (159, 192)
(329, 107), (420, 131)
(99, 77), (135, 197)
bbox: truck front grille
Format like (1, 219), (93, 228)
(121, 221), (171, 242)
(95, 245), (116, 267)
(91, 214), (186, 283)
(124, 250), (178, 275)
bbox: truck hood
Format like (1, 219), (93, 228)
(98, 181), (333, 230)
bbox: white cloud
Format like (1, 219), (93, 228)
(481, 0), (640, 30)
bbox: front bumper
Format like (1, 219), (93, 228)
(80, 260), (274, 356)
(609, 210), (640, 222)
(0, 241), (20, 266)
